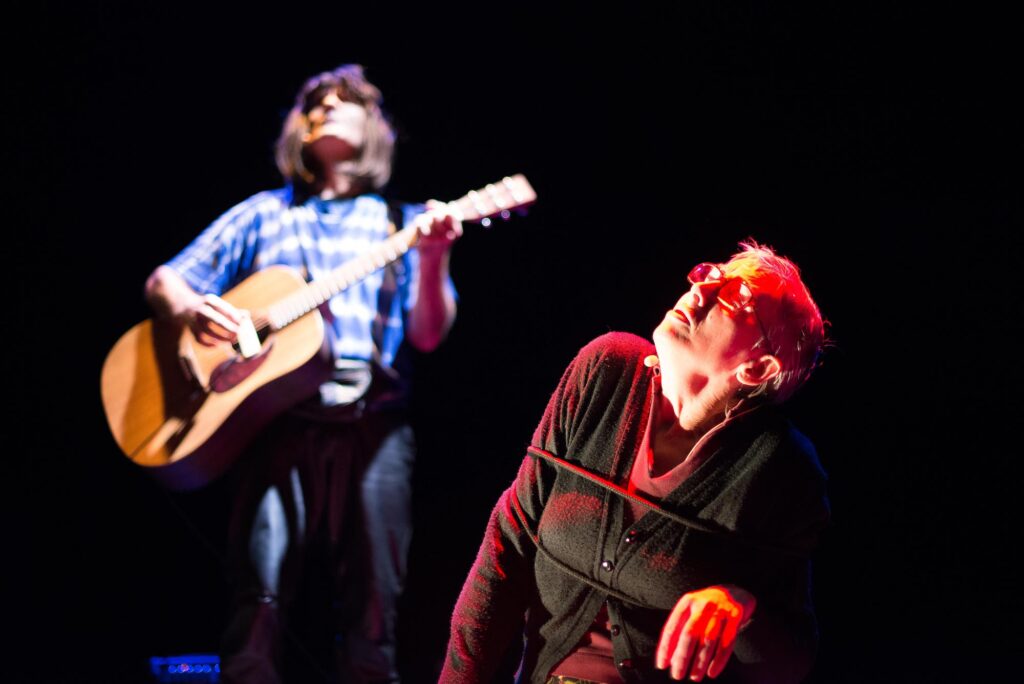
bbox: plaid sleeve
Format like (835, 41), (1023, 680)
(165, 193), (272, 295)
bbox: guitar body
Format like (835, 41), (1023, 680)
(100, 266), (332, 490)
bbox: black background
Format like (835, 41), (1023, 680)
(19, 2), (1020, 682)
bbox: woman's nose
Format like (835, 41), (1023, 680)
(687, 282), (727, 323)
(690, 280), (721, 309)
(321, 91), (342, 109)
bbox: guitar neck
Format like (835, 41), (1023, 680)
(265, 224), (419, 330)
(260, 174), (536, 331)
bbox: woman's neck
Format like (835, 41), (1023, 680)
(314, 172), (364, 199)
(649, 393), (726, 475)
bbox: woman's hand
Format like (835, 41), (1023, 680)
(655, 584), (757, 681)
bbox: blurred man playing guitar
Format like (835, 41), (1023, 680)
(144, 64), (460, 684)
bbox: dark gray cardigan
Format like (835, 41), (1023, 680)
(443, 333), (830, 683)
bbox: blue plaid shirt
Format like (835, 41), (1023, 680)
(167, 187), (442, 378)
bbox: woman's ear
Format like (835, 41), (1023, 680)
(737, 354), (782, 387)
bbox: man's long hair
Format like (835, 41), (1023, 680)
(275, 64), (396, 194)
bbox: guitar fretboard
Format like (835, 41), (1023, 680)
(265, 226), (419, 330)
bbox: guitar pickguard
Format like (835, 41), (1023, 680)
(208, 340), (275, 392)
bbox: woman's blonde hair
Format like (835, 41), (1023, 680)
(725, 240), (827, 403)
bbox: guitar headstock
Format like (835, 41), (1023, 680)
(451, 174), (537, 226)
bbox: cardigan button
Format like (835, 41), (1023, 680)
(601, 559), (615, 572)
(610, 624), (621, 636)
(618, 658), (634, 669)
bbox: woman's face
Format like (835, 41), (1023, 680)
(303, 89), (367, 161)
(652, 262), (783, 427)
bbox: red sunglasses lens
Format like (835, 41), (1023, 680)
(717, 279), (752, 311)
(688, 263), (721, 284)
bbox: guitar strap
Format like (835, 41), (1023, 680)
(377, 197), (406, 337)
(355, 199), (408, 405)
(370, 198), (406, 379)
(292, 200), (407, 423)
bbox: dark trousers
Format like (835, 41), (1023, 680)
(220, 410), (415, 684)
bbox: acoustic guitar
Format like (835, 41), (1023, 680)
(100, 175), (536, 490)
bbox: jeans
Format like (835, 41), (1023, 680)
(220, 410), (415, 684)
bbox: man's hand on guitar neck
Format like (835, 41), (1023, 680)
(145, 265), (249, 346)
(414, 199), (463, 255)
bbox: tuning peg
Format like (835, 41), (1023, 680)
(480, 217), (492, 228)
(500, 210), (511, 220)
